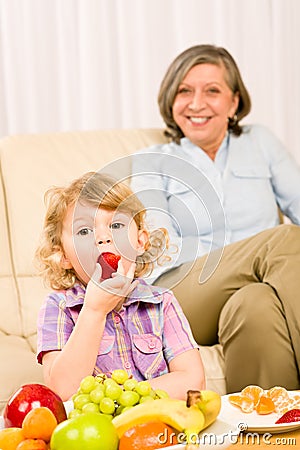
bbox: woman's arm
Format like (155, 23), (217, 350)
(256, 124), (300, 223)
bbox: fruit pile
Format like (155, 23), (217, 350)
(69, 370), (169, 420)
(0, 372), (222, 449)
(229, 384), (300, 417)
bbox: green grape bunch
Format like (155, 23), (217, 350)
(69, 369), (169, 420)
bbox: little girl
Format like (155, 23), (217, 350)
(35, 171), (205, 401)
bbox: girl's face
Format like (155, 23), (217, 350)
(172, 63), (239, 153)
(60, 202), (147, 284)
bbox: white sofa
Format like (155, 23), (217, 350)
(0, 128), (225, 412)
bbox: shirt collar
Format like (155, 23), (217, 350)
(124, 278), (165, 306)
(180, 133), (229, 153)
(65, 282), (86, 307)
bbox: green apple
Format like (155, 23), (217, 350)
(50, 412), (119, 450)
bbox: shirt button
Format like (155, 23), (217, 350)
(148, 341), (156, 349)
(124, 362), (131, 369)
(114, 316), (120, 324)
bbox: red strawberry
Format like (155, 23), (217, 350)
(275, 409), (300, 424)
(97, 252), (121, 280)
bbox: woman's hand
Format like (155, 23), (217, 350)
(84, 259), (138, 315)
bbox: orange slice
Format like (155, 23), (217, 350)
(241, 385), (264, 407)
(228, 394), (254, 413)
(255, 395), (275, 415)
(266, 386), (293, 413)
(229, 385), (299, 417)
(267, 386), (290, 404)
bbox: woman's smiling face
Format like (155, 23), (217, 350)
(60, 202), (147, 284)
(172, 63), (239, 155)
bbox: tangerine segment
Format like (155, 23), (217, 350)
(0, 427), (25, 450)
(288, 395), (300, 412)
(273, 398), (300, 415)
(266, 386), (293, 413)
(22, 406), (57, 442)
(293, 394), (300, 403)
(231, 385), (300, 416)
(241, 385), (264, 407)
(255, 395), (275, 415)
(266, 386), (290, 405)
(228, 395), (254, 413)
(118, 421), (179, 450)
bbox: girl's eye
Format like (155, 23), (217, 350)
(111, 222), (124, 230)
(77, 227), (93, 236)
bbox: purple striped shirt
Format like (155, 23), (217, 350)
(37, 279), (198, 380)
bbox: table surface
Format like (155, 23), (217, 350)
(228, 427), (300, 448)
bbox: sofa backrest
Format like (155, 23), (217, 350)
(0, 128), (167, 349)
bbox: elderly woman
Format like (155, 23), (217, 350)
(130, 44), (300, 393)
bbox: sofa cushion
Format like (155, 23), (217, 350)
(0, 335), (43, 413)
(200, 344), (226, 395)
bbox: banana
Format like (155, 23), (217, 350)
(194, 390), (222, 428)
(112, 389), (221, 445)
(112, 397), (205, 442)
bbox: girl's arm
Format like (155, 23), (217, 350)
(42, 263), (137, 401)
(149, 348), (205, 400)
(42, 303), (107, 401)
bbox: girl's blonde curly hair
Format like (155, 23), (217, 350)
(35, 171), (169, 290)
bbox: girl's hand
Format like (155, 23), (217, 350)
(84, 259), (138, 315)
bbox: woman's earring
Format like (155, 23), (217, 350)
(228, 114), (238, 126)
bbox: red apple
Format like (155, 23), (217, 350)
(3, 383), (67, 428)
